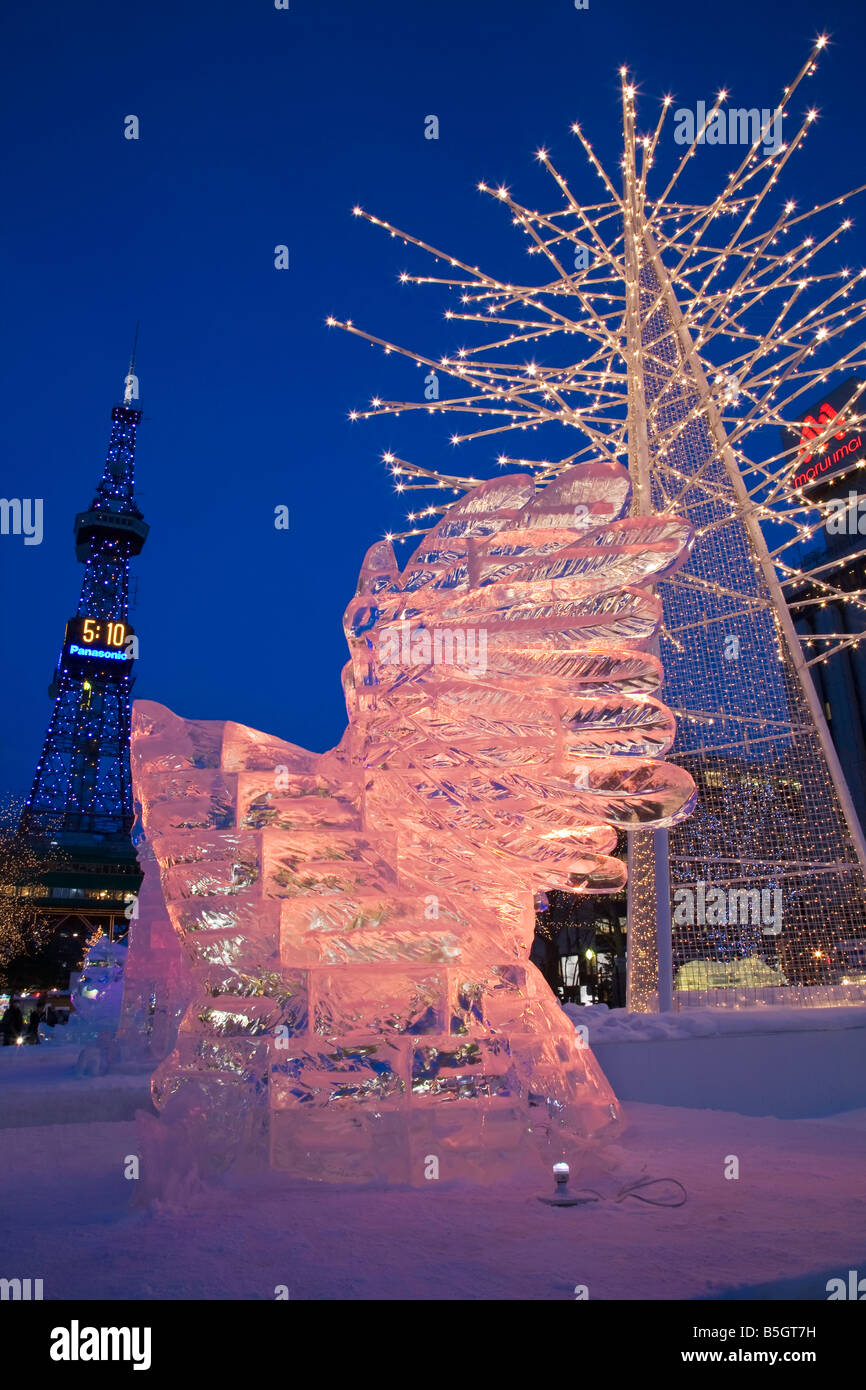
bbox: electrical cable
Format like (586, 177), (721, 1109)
(571, 1176), (688, 1207)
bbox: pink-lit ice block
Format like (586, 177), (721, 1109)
(131, 462), (695, 1183)
(114, 838), (192, 1065)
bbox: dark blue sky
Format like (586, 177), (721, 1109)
(1, 0), (863, 795)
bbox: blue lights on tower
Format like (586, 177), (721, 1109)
(20, 377), (148, 844)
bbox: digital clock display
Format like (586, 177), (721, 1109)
(64, 617), (135, 662)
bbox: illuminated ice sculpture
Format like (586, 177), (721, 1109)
(131, 462), (695, 1184)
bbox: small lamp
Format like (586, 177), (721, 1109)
(537, 1160), (593, 1207)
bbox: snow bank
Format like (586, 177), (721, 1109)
(563, 1004), (866, 1118)
(565, 1001), (866, 1042)
(0, 1044), (153, 1128)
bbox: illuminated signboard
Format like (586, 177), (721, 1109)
(782, 376), (866, 499)
(63, 617), (135, 664)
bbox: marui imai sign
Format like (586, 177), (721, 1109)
(782, 376), (866, 499)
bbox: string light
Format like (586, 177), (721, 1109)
(21, 390), (145, 845)
(333, 39), (866, 1010)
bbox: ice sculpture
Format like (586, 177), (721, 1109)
(131, 462), (696, 1184)
(115, 839), (192, 1066)
(66, 931), (128, 1044)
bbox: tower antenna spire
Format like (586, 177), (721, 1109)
(123, 322), (140, 405)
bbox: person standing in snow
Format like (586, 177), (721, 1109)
(1, 996), (24, 1044)
(26, 1005), (42, 1044)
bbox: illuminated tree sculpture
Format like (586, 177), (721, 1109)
(0, 799), (50, 988)
(330, 37), (866, 1009)
(131, 461), (694, 1183)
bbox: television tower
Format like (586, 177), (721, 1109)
(18, 352), (148, 945)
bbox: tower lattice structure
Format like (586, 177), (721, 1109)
(21, 377), (148, 850)
(331, 38), (866, 1008)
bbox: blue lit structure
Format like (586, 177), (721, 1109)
(15, 366), (148, 962)
(21, 377), (147, 842)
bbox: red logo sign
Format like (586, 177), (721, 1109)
(797, 401), (846, 465)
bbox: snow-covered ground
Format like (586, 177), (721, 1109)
(0, 1044), (152, 1127)
(1, 1102), (864, 1300)
(2, 1013), (865, 1300)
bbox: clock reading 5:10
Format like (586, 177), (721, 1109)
(79, 618), (128, 647)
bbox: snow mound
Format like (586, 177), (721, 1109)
(566, 1001), (866, 1043)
